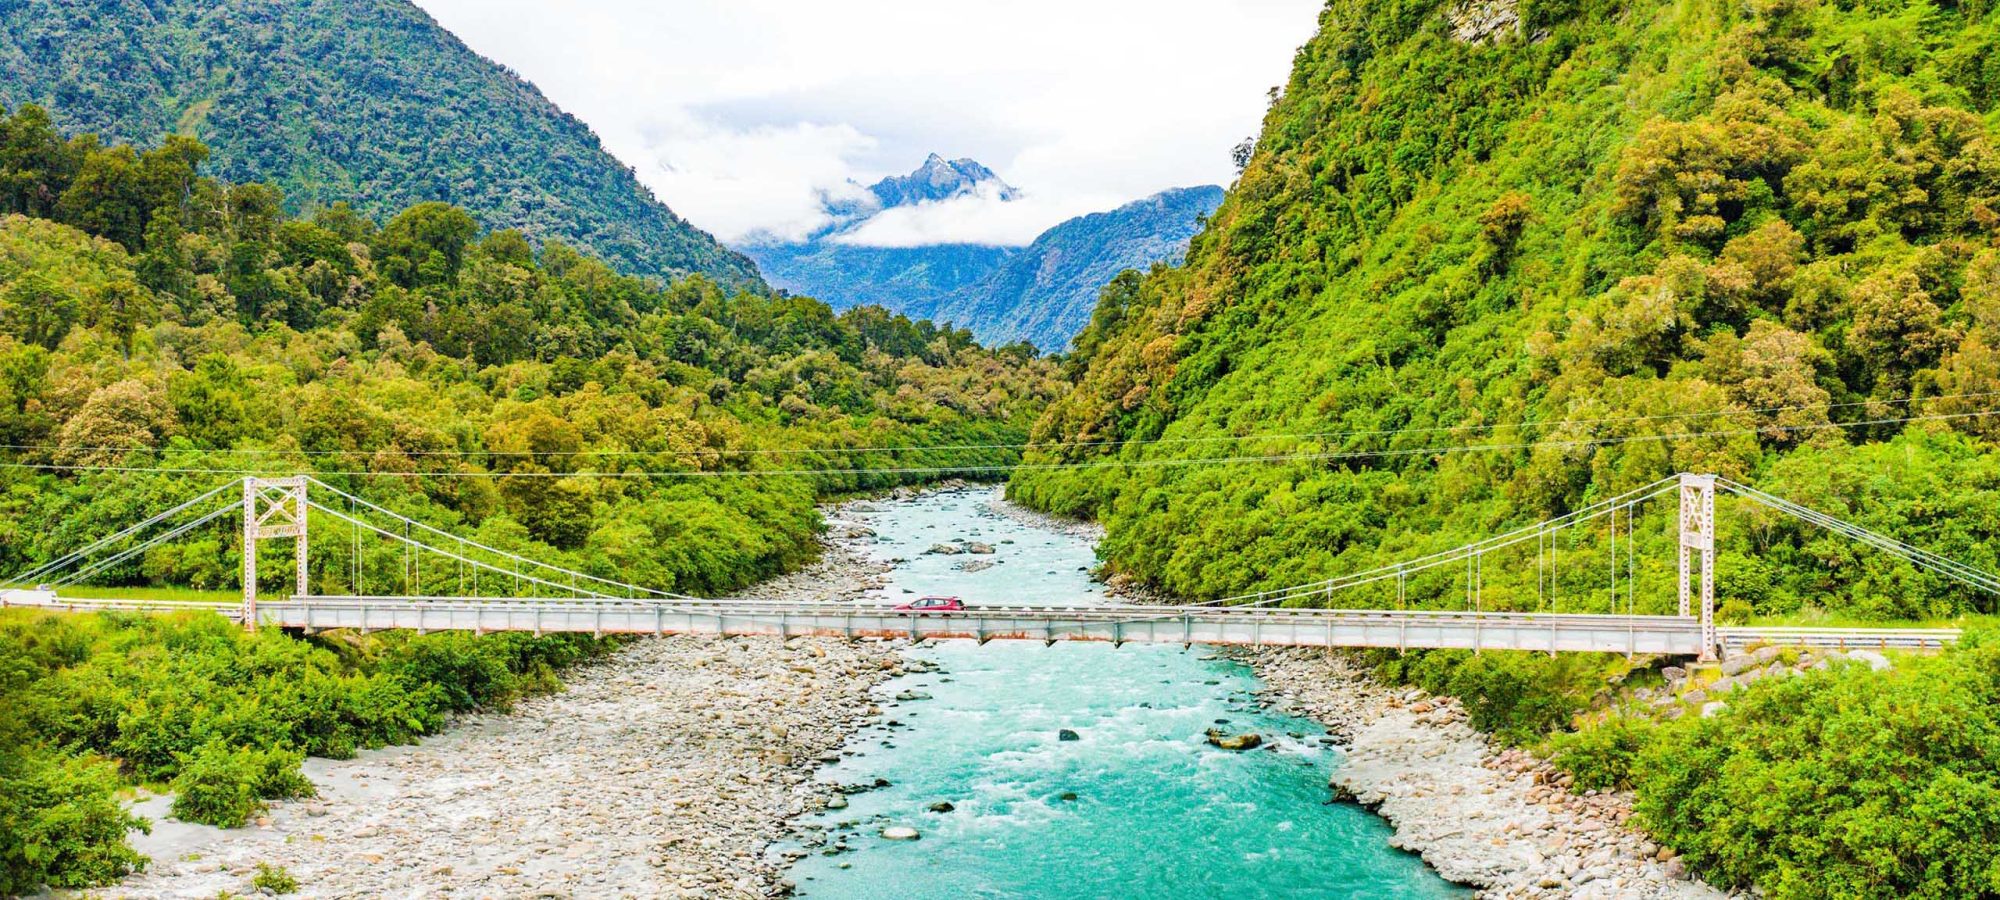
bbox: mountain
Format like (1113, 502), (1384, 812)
(743, 154), (1020, 316)
(864, 153), (1018, 209)
(1010, 0), (2000, 892)
(0, 0), (762, 288)
(741, 156), (1218, 351)
(932, 186), (1223, 350)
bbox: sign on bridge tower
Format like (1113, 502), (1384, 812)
(242, 476), (308, 631)
(1678, 473), (1717, 661)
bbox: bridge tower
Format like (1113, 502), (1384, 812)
(242, 476), (309, 631)
(1678, 473), (1717, 661)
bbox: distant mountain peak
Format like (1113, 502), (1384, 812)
(867, 154), (1018, 208)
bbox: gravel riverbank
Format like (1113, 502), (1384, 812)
(104, 511), (903, 899)
(1245, 648), (1730, 899)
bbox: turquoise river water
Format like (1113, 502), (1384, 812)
(782, 488), (1468, 899)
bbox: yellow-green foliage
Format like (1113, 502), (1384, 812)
(1366, 648), (1633, 743)
(1014, 0), (2000, 624)
(1631, 635), (2000, 898)
(250, 862), (297, 895)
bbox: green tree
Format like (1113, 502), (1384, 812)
(376, 202), (479, 289)
(0, 273), (81, 350)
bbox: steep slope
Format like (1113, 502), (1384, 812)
(932, 185), (1223, 351)
(747, 241), (1014, 319)
(0, 0), (762, 288)
(1017, 0), (2000, 613)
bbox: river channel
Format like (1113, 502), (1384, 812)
(783, 487), (1467, 898)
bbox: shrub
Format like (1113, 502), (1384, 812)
(169, 742), (265, 828)
(1368, 649), (1615, 744)
(1545, 716), (1653, 791)
(168, 742), (314, 829)
(251, 862), (298, 894)
(381, 633), (519, 713)
(0, 749), (148, 893)
(249, 747), (315, 801)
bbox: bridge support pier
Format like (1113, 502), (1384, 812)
(1678, 474), (1718, 661)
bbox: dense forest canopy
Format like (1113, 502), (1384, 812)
(1015, 0), (2000, 624)
(0, 0), (763, 288)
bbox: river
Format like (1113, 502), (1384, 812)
(783, 487), (1467, 898)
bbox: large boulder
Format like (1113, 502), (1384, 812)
(1846, 649), (1892, 671)
(1204, 728), (1263, 751)
(1719, 655), (1758, 676)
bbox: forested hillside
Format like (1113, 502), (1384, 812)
(747, 240), (1015, 324)
(1018, 0), (2000, 620)
(0, 104), (1056, 892)
(1010, 0), (2000, 894)
(0, 0), (762, 288)
(932, 186), (1224, 351)
(0, 103), (1056, 595)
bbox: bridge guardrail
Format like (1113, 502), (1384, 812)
(1721, 626), (1960, 651)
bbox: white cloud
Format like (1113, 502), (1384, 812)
(631, 119), (877, 243)
(412, 0), (1323, 245)
(833, 183), (1114, 247)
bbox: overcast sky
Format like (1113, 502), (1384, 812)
(412, 0), (1323, 247)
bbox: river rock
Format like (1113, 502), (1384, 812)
(926, 543), (963, 555)
(1204, 728), (1263, 751)
(881, 826), (921, 841)
(1058, 729), (1081, 742)
(964, 542), (995, 554)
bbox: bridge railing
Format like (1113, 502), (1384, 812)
(1720, 626), (1961, 651)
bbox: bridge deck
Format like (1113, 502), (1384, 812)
(4, 594), (1955, 655)
(267, 596), (1716, 654)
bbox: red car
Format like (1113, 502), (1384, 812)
(896, 595), (965, 612)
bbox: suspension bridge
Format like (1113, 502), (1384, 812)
(1, 473), (1979, 660)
